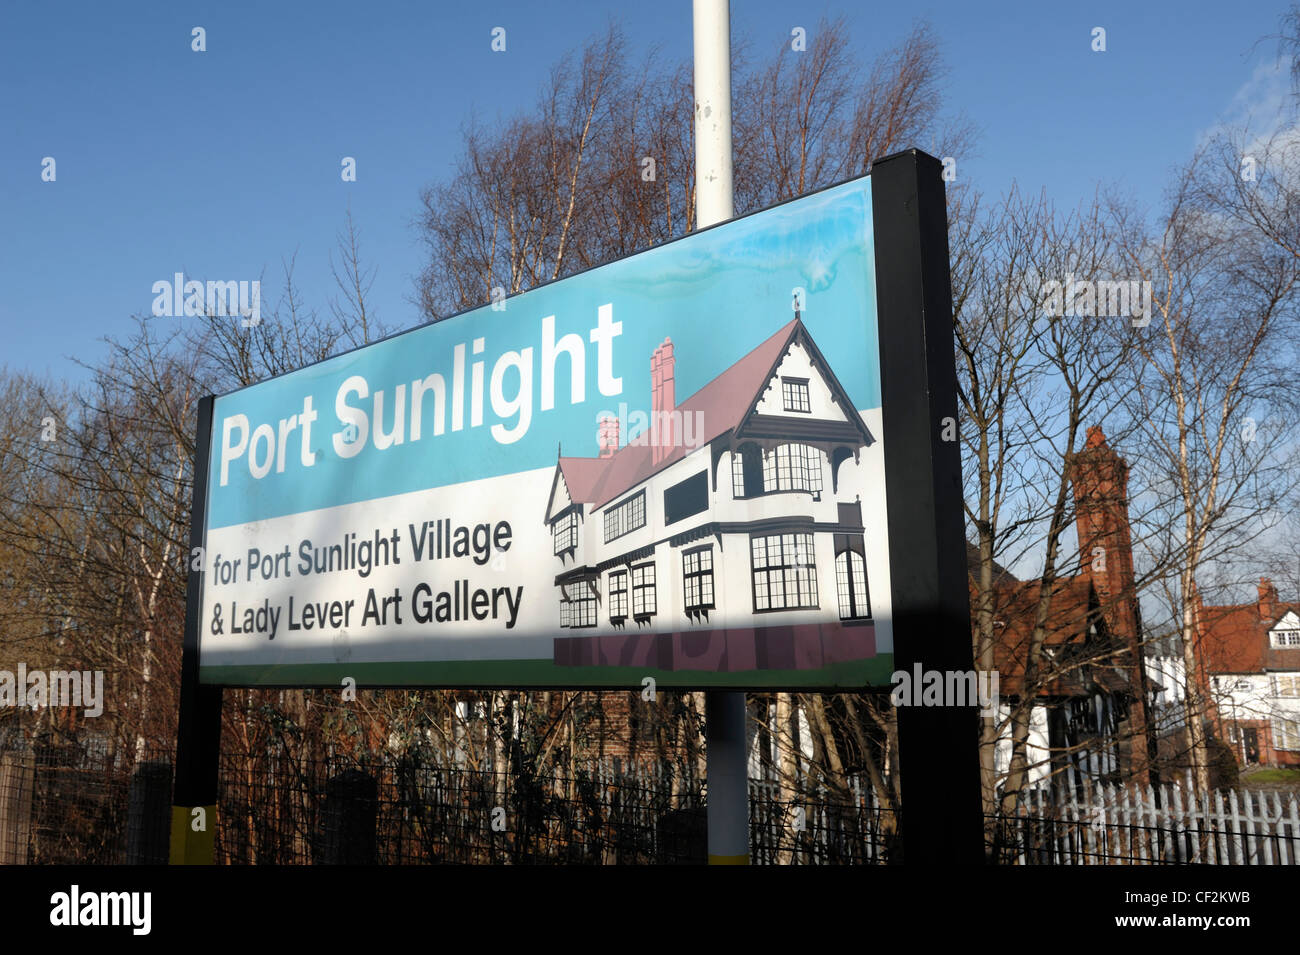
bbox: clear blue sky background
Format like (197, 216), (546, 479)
(1, 0), (1292, 381)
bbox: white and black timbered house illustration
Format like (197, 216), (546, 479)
(544, 316), (882, 671)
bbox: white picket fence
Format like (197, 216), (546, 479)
(999, 779), (1300, 864)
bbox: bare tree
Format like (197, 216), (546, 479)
(951, 179), (1158, 816)
(330, 205), (387, 349)
(415, 19), (972, 322)
(1117, 142), (1300, 791)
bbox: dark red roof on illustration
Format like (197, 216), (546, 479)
(557, 317), (807, 509)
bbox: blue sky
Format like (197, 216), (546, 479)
(1, 0), (1293, 381)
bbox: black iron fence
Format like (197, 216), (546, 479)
(0, 737), (894, 864)
(4, 735), (1292, 864)
(213, 748), (895, 864)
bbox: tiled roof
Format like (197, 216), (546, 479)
(1199, 600), (1300, 674)
(558, 317), (808, 510)
(982, 575), (1135, 698)
(965, 541), (1019, 585)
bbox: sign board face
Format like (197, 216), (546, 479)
(197, 175), (897, 689)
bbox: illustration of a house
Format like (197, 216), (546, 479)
(544, 315), (883, 673)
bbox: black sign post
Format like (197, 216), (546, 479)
(872, 149), (984, 864)
(170, 395), (223, 864)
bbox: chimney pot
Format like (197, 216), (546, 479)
(649, 339), (677, 464)
(598, 414), (620, 459)
(1259, 577), (1277, 620)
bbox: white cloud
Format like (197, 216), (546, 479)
(1196, 54), (1300, 193)
(1202, 54), (1296, 148)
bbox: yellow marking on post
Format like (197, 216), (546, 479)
(169, 805), (217, 865)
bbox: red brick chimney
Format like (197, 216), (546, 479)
(1067, 424), (1153, 783)
(1070, 426), (1137, 619)
(598, 414), (620, 459)
(650, 338), (675, 464)
(1258, 577), (1278, 621)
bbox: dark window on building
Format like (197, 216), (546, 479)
(560, 580), (597, 628)
(731, 443), (764, 498)
(632, 562), (656, 618)
(664, 470), (708, 525)
(763, 443), (823, 495)
(553, 511), (578, 555)
(683, 547), (715, 612)
(603, 491), (646, 543)
(751, 532), (818, 611)
(834, 502), (869, 620)
(836, 550), (870, 620)
(608, 570), (628, 621)
(782, 377), (811, 413)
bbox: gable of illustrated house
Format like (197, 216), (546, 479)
(1195, 579), (1300, 768)
(543, 316), (879, 671)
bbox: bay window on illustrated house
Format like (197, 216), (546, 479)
(609, 561), (658, 627)
(608, 569), (629, 623)
(751, 532), (818, 611)
(683, 546), (715, 619)
(553, 510), (578, 556)
(732, 442), (824, 500)
(559, 579), (598, 628)
(631, 562), (656, 619)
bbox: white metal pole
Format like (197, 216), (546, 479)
(693, 0), (749, 866)
(693, 0), (734, 227)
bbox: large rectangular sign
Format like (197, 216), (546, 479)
(196, 172), (902, 689)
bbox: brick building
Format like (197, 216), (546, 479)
(1195, 579), (1300, 768)
(979, 426), (1156, 792)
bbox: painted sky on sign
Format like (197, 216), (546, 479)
(206, 178), (878, 529)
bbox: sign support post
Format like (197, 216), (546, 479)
(170, 395), (223, 864)
(870, 150), (985, 864)
(693, 0), (750, 866)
